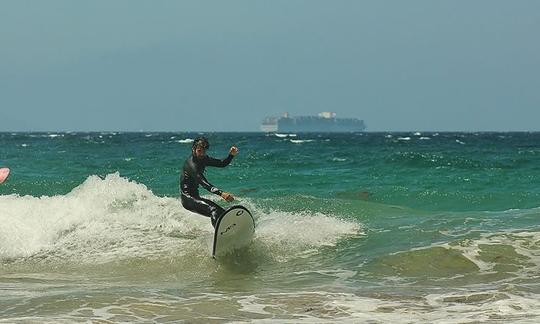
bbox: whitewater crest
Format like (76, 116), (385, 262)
(0, 173), (206, 263)
(0, 173), (360, 265)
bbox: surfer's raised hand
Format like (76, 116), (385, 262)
(221, 192), (235, 202)
(229, 146), (239, 156)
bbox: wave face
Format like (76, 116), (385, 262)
(0, 173), (359, 267)
(1, 132), (540, 322)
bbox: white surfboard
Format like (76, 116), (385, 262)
(212, 205), (255, 258)
(0, 168), (10, 184)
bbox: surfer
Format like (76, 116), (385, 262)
(180, 137), (238, 227)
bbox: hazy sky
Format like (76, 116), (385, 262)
(1, 1), (539, 131)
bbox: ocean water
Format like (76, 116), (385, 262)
(1, 131), (540, 323)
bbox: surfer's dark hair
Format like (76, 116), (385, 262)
(193, 137), (210, 150)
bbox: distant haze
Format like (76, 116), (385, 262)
(1, 1), (539, 131)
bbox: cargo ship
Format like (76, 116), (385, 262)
(260, 112), (366, 133)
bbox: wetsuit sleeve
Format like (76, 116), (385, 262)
(205, 154), (234, 168)
(197, 172), (223, 196)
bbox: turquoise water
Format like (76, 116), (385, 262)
(1, 132), (540, 322)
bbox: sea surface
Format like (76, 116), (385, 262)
(1, 132), (539, 323)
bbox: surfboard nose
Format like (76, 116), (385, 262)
(212, 205), (255, 258)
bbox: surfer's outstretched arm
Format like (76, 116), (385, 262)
(205, 155), (233, 168)
(205, 146), (238, 168)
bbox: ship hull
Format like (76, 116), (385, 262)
(261, 116), (366, 133)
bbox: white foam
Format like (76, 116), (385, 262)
(254, 208), (362, 261)
(290, 139), (314, 144)
(231, 290), (540, 322)
(445, 230), (540, 275)
(423, 290), (540, 323)
(400, 227), (540, 281)
(0, 175), (361, 264)
(0, 173), (209, 263)
(275, 133), (297, 138)
(177, 138), (194, 144)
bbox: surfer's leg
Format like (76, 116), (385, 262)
(181, 194), (224, 227)
(198, 197), (225, 226)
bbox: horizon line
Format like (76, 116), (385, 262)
(1, 130), (540, 133)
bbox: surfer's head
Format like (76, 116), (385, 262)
(192, 137), (209, 158)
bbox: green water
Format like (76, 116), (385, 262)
(1, 132), (540, 322)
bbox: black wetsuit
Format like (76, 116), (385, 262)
(180, 154), (234, 227)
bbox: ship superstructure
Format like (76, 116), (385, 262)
(260, 112), (366, 132)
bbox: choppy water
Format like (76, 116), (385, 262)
(1, 132), (540, 323)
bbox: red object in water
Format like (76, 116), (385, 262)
(0, 167), (10, 184)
